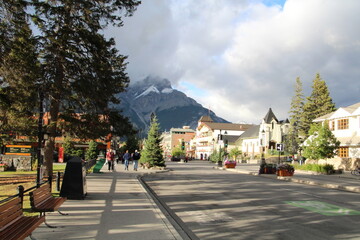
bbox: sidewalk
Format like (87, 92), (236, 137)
(31, 161), (359, 240)
(31, 163), (183, 240)
(217, 163), (360, 193)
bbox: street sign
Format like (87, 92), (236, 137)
(276, 143), (284, 151)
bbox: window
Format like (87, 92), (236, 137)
(337, 119), (349, 130)
(338, 147), (349, 158)
(329, 120), (335, 131)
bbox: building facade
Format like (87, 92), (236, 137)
(237, 108), (290, 159)
(313, 102), (360, 169)
(194, 116), (253, 160)
(161, 126), (196, 159)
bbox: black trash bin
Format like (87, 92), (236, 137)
(60, 156), (87, 200)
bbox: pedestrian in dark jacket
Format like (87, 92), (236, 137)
(132, 150), (141, 171)
(123, 150), (131, 171)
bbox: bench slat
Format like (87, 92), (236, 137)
(0, 198), (23, 229)
(0, 215), (45, 240)
(0, 197), (45, 240)
(30, 183), (66, 213)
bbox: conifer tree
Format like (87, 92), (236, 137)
(85, 140), (98, 161)
(0, 0), (140, 178)
(0, 0), (40, 138)
(140, 114), (165, 168)
(285, 77), (305, 154)
(301, 73), (336, 137)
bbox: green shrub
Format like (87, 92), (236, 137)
(293, 163), (334, 174)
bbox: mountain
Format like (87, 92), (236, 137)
(114, 76), (228, 133)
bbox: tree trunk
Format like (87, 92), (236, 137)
(43, 57), (64, 182)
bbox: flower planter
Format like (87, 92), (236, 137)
(277, 169), (294, 176)
(264, 167), (276, 174)
(224, 163), (236, 168)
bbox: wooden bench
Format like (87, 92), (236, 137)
(0, 197), (45, 240)
(29, 183), (67, 227)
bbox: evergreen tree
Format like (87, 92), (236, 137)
(0, 1), (140, 178)
(301, 73), (336, 137)
(124, 134), (140, 154)
(85, 140), (98, 161)
(303, 122), (340, 160)
(0, 0), (40, 138)
(285, 77), (305, 154)
(140, 114), (165, 167)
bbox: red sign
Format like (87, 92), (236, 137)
(58, 147), (64, 163)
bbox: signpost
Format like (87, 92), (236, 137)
(5, 145), (32, 156)
(276, 143), (284, 163)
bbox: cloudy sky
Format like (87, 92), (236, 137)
(108, 0), (360, 124)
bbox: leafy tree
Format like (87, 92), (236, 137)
(140, 114), (165, 167)
(172, 145), (185, 157)
(229, 147), (242, 161)
(0, 1), (140, 178)
(209, 148), (225, 163)
(303, 122), (340, 160)
(85, 140), (98, 161)
(301, 73), (336, 137)
(285, 77), (305, 154)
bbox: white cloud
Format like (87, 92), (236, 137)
(109, 0), (360, 124)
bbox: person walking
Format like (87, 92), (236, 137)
(106, 149), (115, 171)
(132, 150), (141, 171)
(123, 150), (130, 171)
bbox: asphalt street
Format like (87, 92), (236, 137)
(142, 161), (360, 240)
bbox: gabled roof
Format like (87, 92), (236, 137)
(263, 108), (278, 123)
(313, 112), (333, 122)
(342, 102), (360, 114)
(200, 122), (253, 131)
(239, 125), (260, 139)
(198, 115), (213, 123)
(279, 118), (290, 124)
(222, 135), (241, 143)
(170, 127), (195, 133)
(314, 102), (360, 122)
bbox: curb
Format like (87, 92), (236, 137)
(138, 175), (199, 240)
(214, 166), (360, 193)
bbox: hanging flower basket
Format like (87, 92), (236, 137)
(224, 160), (236, 168)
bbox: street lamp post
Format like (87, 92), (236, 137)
(261, 129), (266, 164)
(36, 88), (44, 187)
(217, 130), (227, 167)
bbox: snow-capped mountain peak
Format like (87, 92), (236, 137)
(161, 88), (173, 94)
(115, 76), (228, 133)
(135, 85), (160, 99)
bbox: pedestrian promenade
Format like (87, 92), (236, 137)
(31, 163), (182, 240)
(31, 161), (359, 240)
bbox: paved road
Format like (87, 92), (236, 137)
(142, 161), (360, 240)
